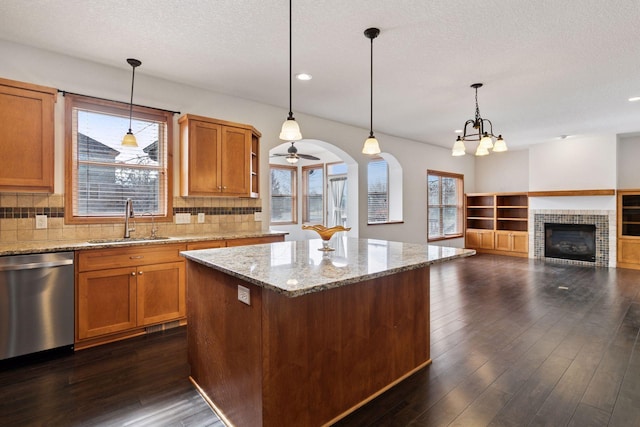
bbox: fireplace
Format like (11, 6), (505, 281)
(544, 223), (596, 262)
(533, 212), (613, 267)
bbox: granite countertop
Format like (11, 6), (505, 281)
(181, 237), (475, 297)
(0, 231), (287, 256)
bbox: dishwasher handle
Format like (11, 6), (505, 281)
(0, 259), (74, 272)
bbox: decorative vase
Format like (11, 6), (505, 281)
(302, 224), (351, 251)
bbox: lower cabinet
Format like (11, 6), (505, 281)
(76, 243), (187, 349)
(494, 231), (528, 253)
(466, 230), (495, 250)
(618, 239), (640, 269)
(75, 236), (285, 349)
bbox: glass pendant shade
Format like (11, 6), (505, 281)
(479, 133), (493, 149)
(121, 130), (137, 147)
(362, 136), (381, 155)
(492, 135), (508, 152)
(279, 118), (302, 141)
(475, 144), (490, 156)
(285, 155), (299, 164)
(452, 138), (466, 156)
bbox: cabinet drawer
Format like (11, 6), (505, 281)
(226, 236), (284, 247)
(186, 240), (226, 250)
(78, 243), (186, 272)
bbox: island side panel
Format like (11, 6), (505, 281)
(186, 260), (263, 427)
(261, 266), (431, 427)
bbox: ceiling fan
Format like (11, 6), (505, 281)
(271, 142), (320, 164)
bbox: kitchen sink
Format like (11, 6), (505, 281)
(86, 236), (171, 244)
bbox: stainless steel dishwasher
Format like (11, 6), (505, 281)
(0, 251), (74, 360)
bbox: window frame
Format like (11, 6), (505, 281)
(301, 164), (324, 224)
(269, 164), (298, 225)
(64, 94), (173, 225)
(427, 169), (464, 242)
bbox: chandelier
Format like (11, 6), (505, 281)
(452, 83), (507, 156)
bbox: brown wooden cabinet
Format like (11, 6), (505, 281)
(179, 114), (260, 197)
(465, 192), (529, 257)
(495, 230), (528, 253)
(76, 243), (186, 348)
(617, 190), (640, 269)
(0, 78), (57, 192)
(466, 229), (495, 250)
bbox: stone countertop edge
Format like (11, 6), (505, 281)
(0, 231), (288, 256)
(181, 239), (476, 298)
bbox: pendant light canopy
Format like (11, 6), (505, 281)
(362, 27), (381, 155)
(122, 58), (142, 147)
(452, 83), (507, 156)
(279, 0), (303, 141)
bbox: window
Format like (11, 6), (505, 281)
(65, 94), (173, 224)
(368, 158), (388, 223)
(327, 162), (348, 227)
(270, 165), (297, 224)
(302, 165), (324, 223)
(427, 170), (464, 241)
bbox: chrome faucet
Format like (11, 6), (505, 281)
(124, 198), (136, 238)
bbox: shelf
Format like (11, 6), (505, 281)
(467, 205), (494, 209)
(497, 218), (527, 221)
(497, 206), (527, 209)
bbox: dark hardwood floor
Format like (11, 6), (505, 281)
(2, 254), (640, 426)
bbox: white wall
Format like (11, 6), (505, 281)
(529, 134), (617, 191)
(617, 134), (640, 189)
(474, 149), (529, 193)
(0, 40), (475, 245)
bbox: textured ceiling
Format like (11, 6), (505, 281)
(1, 0), (639, 150)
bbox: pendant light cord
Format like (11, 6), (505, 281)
(128, 65), (136, 132)
(287, 0), (294, 120)
(369, 34), (374, 138)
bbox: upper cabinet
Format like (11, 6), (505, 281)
(0, 78), (57, 193)
(179, 114), (260, 198)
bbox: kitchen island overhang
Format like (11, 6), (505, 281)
(182, 238), (474, 427)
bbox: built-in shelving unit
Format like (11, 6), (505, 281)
(617, 190), (640, 269)
(465, 192), (529, 257)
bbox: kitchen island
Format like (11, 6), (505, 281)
(182, 238), (474, 426)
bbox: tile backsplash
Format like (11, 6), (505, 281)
(0, 193), (263, 243)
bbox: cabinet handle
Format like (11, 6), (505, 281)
(138, 271), (143, 275)
(131, 272), (136, 276)
(130, 255), (144, 259)
(223, 186), (227, 190)
(218, 186), (222, 190)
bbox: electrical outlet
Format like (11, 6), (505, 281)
(197, 212), (205, 223)
(254, 211), (262, 221)
(175, 213), (191, 224)
(238, 285), (250, 305)
(35, 215), (47, 229)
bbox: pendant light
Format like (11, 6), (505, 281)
(279, 0), (303, 141)
(451, 83), (507, 156)
(362, 27), (381, 155)
(122, 58), (142, 147)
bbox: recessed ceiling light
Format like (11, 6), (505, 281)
(296, 73), (312, 81)
(454, 129), (463, 134)
(629, 97), (640, 102)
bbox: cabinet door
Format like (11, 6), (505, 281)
(512, 232), (528, 253)
(0, 80), (56, 192)
(494, 231), (511, 251)
(220, 126), (251, 196)
(136, 261), (186, 326)
(619, 239), (640, 265)
(77, 267), (137, 339)
(479, 231), (495, 249)
(187, 120), (222, 195)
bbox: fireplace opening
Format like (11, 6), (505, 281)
(544, 223), (596, 262)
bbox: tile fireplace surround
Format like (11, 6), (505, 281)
(530, 210), (616, 268)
